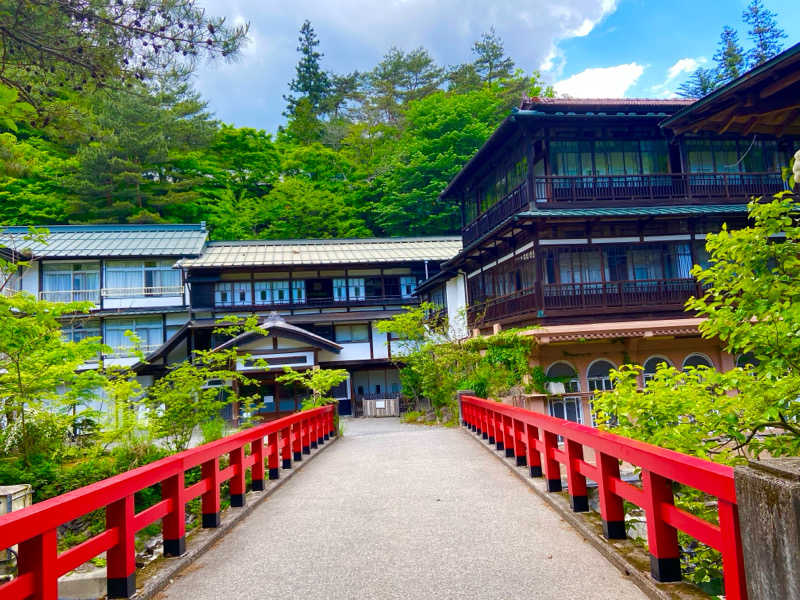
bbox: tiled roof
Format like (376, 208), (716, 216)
(179, 237), (463, 268)
(0, 224), (207, 258)
(521, 97), (694, 110)
(519, 204), (750, 218)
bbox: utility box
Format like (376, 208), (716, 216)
(0, 485), (32, 562)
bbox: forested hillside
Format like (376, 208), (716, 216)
(0, 5), (550, 239)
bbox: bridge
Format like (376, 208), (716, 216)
(0, 396), (765, 600)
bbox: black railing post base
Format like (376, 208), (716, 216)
(649, 556), (681, 582)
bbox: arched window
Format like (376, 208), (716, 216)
(642, 356), (672, 385)
(546, 362), (582, 424)
(545, 362), (581, 393)
(682, 353), (713, 370)
(587, 359), (615, 392)
(736, 352), (760, 368)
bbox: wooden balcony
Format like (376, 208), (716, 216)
(463, 181), (530, 246)
(533, 171), (784, 207)
(214, 294), (416, 311)
(467, 278), (699, 326)
(461, 171), (784, 246)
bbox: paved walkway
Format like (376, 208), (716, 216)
(158, 419), (645, 600)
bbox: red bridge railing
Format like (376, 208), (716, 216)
(0, 405), (335, 600)
(460, 395), (746, 600)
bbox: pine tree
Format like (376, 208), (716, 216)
(677, 67), (720, 99)
(742, 0), (787, 67)
(284, 20), (331, 117)
(472, 28), (515, 84)
(713, 26), (746, 84)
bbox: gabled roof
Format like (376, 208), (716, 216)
(214, 312), (342, 353)
(0, 224), (208, 259)
(179, 237), (462, 268)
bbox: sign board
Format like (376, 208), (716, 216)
(375, 400), (386, 409)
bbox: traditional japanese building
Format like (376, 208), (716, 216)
(420, 62), (798, 425)
(169, 237), (461, 419)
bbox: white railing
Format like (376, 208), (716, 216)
(101, 286), (184, 298)
(39, 290), (101, 303)
(103, 343), (163, 358)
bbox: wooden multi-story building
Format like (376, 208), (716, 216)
(421, 75), (797, 424)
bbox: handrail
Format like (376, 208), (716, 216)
(0, 405), (335, 599)
(39, 290), (101, 303)
(101, 286), (184, 298)
(460, 395), (746, 599)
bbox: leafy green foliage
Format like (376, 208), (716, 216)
(276, 367), (349, 409)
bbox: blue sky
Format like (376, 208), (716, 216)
(194, 0), (799, 133)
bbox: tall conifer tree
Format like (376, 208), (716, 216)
(742, 0), (787, 67)
(284, 20), (331, 117)
(713, 26), (746, 84)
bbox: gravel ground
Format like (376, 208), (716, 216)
(157, 418), (645, 600)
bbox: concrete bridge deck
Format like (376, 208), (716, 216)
(157, 418), (646, 600)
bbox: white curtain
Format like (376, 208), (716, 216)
(105, 262), (143, 290)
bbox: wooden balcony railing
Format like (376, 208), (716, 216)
(214, 294), (416, 310)
(102, 286), (184, 298)
(467, 278), (699, 326)
(40, 289), (101, 303)
(463, 180), (530, 245)
(461, 171), (785, 246)
(533, 171), (785, 206)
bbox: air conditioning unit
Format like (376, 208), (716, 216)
(545, 381), (565, 395)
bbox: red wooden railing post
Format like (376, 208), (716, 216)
(281, 425), (292, 468)
(542, 430), (562, 492)
(267, 431), (280, 481)
(513, 418), (526, 467)
(18, 529), (58, 600)
(106, 495), (136, 598)
(487, 407), (496, 444)
(317, 412), (326, 445)
(162, 471), (186, 556)
(325, 407), (333, 439)
(201, 456), (221, 527)
(292, 420), (303, 462)
(503, 414), (515, 458)
(565, 439), (588, 512)
(252, 436), (266, 490)
(229, 445), (246, 507)
(310, 413), (319, 449)
(302, 415), (311, 455)
(494, 411), (504, 451)
(597, 452), (626, 540)
(525, 423), (542, 478)
(718, 500), (748, 600)
(642, 470), (681, 582)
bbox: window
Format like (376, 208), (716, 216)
(365, 277), (383, 298)
(333, 278), (348, 302)
(348, 278), (365, 301)
(62, 320), (101, 343)
(335, 324), (369, 343)
(683, 353), (713, 370)
(546, 362), (581, 393)
(42, 263), (99, 302)
(215, 282), (233, 306)
(643, 356), (672, 385)
(736, 352), (760, 368)
(686, 139), (782, 173)
(400, 276), (417, 298)
(233, 282), (251, 305)
(104, 261), (180, 296)
(104, 316), (164, 354)
(254, 281), (271, 304)
(272, 280), (290, 304)
(587, 360), (615, 392)
(292, 280), (306, 303)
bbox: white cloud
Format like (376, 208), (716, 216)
(553, 62), (644, 98)
(194, 0), (620, 130)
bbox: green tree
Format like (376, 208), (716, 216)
(143, 348), (257, 452)
(742, 0), (787, 67)
(0, 0), (247, 109)
(713, 26), (746, 83)
(284, 20), (331, 117)
(367, 47), (443, 123)
(677, 66), (720, 98)
(373, 87), (504, 235)
(0, 293), (105, 463)
(276, 367), (349, 409)
(472, 27), (515, 84)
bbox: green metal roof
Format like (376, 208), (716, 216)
(0, 224), (208, 258)
(179, 237), (462, 268)
(518, 204), (750, 218)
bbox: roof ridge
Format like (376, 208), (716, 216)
(206, 236), (462, 246)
